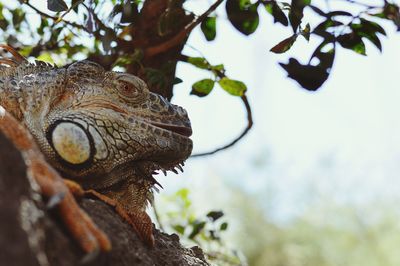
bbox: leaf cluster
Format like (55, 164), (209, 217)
(0, 0), (396, 94)
(160, 188), (242, 265)
(205, 0), (399, 91)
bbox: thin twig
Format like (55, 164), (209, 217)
(24, 1), (89, 32)
(334, 0), (377, 9)
(55, 0), (84, 24)
(144, 0), (224, 57)
(191, 95), (253, 157)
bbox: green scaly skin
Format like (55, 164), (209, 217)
(0, 52), (193, 245)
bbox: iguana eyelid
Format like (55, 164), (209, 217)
(113, 74), (149, 102)
(117, 80), (140, 98)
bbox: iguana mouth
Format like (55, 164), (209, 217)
(149, 122), (192, 137)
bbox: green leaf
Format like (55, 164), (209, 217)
(212, 64), (224, 72)
(281, 41), (335, 91)
(220, 222), (228, 231)
(313, 19), (343, 40)
(350, 18), (386, 52)
(308, 5), (326, 16)
(173, 77), (183, 85)
(280, 58), (330, 91)
(310, 42), (335, 69)
(0, 18), (7, 31)
(300, 23), (310, 41)
(354, 28), (382, 52)
(187, 57), (210, 69)
(0, 4), (7, 31)
(218, 77), (247, 96)
(172, 224), (185, 235)
(226, 0), (259, 35)
(358, 18), (386, 36)
(175, 188), (190, 201)
(372, 3), (400, 30)
(347, 19), (385, 52)
(37, 52), (55, 64)
(38, 18), (49, 35)
(71, 0), (83, 13)
(47, 0), (68, 12)
(189, 221), (206, 239)
(201, 17), (216, 41)
(11, 8), (25, 31)
(270, 34), (298, 54)
(288, 0), (311, 32)
(337, 33), (366, 55)
(191, 79), (215, 97)
(264, 2), (288, 26)
(206, 211), (224, 221)
(289, 1), (303, 32)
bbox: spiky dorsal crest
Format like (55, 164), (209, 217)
(0, 44), (57, 79)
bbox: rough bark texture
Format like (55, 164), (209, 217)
(0, 131), (209, 266)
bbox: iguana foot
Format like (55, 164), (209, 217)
(85, 189), (155, 247)
(64, 178), (85, 198)
(0, 109), (111, 253)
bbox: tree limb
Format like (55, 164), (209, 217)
(144, 0), (224, 57)
(0, 129), (210, 266)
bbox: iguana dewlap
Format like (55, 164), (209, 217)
(0, 45), (193, 251)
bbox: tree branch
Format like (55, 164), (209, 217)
(144, 0), (224, 57)
(24, 1), (89, 33)
(191, 95), (253, 157)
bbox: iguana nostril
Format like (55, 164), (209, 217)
(177, 106), (187, 116)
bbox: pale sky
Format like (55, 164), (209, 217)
(166, 1), (400, 222)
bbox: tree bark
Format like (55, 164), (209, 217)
(0, 131), (209, 266)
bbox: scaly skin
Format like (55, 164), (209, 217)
(0, 45), (193, 250)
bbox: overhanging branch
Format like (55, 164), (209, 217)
(144, 0), (224, 57)
(191, 95), (253, 157)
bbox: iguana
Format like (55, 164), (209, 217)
(0, 45), (193, 253)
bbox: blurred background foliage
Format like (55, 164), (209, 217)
(156, 171), (400, 266)
(1, 0), (400, 265)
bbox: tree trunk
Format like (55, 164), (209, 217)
(0, 131), (209, 266)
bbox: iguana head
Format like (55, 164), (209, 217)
(46, 61), (193, 188)
(0, 52), (192, 189)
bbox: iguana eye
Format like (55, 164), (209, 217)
(115, 74), (149, 102)
(49, 121), (94, 166)
(118, 80), (140, 99)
